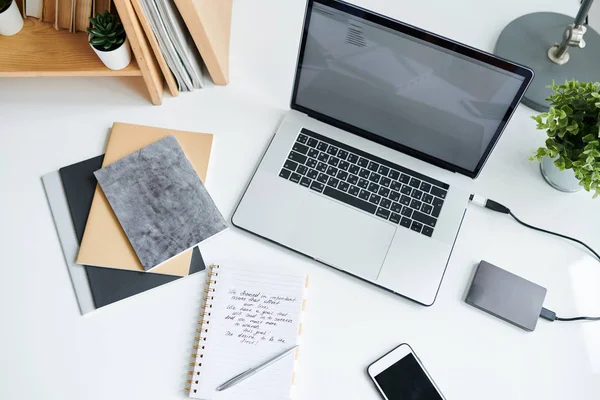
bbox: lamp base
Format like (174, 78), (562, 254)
(495, 12), (600, 112)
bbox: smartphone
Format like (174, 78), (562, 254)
(367, 343), (446, 400)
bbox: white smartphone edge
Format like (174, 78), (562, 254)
(367, 343), (446, 400)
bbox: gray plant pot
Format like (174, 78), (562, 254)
(540, 156), (582, 192)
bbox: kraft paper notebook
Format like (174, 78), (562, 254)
(94, 136), (227, 271)
(59, 155), (205, 309)
(77, 123), (213, 276)
(187, 264), (308, 400)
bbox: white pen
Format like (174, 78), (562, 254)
(216, 345), (299, 391)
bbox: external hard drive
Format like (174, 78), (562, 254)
(465, 261), (547, 332)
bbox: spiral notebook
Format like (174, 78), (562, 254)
(187, 265), (308, 399)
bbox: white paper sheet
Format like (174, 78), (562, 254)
(189, 265), (307, 400)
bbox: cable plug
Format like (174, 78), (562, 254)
(540, 307), (557, 322)
(469, 194), (510, 214)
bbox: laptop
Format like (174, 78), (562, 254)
(232, 0), (533, 306)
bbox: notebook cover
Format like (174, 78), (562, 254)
(112, 0), (164, 104)
(93, 0), (111, 14)
(59, 155), (205, 309)
(77, 123), (213, 276)
(129, 0), (179, 97)
(94, 136), (227, 271)
(56, 0), (73, 30)
(42, 0), (56, 23)
(25, 0), (43, 18)
(74, 0), (92, 32)
(42, 171), (96, 315)
(171, 0), (231, 85)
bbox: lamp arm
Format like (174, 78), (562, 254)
(574, 0), (594, 26)
(548, 0), (594, 64)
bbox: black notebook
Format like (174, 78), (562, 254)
(59, 155), (205, 309)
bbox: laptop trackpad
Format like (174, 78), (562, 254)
(293, 193), (395, 280)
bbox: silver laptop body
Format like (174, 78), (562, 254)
(232, 0), (533, 306)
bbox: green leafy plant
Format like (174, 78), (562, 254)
(87, 11), (126, 51)
(531, 80), (600, 197)
(0, 0), (12, 13)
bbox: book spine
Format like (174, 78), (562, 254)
(186, 264), (219, 397)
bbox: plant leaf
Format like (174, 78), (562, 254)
(531, 79), (600, 198)
(90, 28), (105, 37)
(566, 123), (578, 132)
(561, 105), (574, 115)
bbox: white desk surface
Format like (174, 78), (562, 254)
(1, 0), (599, 399)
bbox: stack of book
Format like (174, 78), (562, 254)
(18, 0), (108, 32)
(42, 123), (228, 314)
(131, 0), (205, 92)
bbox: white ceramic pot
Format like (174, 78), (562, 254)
(540, 155), (582, 192)
(0, 0), (24, 36)
(90, 36), (132, 71)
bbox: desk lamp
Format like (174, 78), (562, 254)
(495, 0), (599, 111)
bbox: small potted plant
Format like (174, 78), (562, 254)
(0, 0), (24, 36)
(88, 11), (131, 71)
(531, 80), (600, 197)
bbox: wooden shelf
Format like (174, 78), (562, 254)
(0, 18), (142, 77)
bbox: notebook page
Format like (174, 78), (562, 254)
(190, 265), (307, 400)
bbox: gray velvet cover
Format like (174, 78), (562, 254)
(94, 135), (227, 271)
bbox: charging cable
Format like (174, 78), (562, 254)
(469, 194), (600, 261)
(540, 307), (600, 322)
(469, 194), (600, 323)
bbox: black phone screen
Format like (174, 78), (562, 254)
(374, 354), (443, 400)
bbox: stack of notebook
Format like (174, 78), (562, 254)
(131, 0), (205, 92)
(126, 0), (232, 96)
(43, 122), (228, 314)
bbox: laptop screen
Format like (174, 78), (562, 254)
(292, 0), (531, 177)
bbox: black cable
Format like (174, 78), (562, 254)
(540, 307), (600, 322)
(508, 211), (600, 262)
(556, 316), (600, 322)
(470, 195), (600, 261)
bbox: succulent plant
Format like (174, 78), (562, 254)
(87, 11), (126, 51)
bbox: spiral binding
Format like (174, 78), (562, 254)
(185, 264), (219, 395)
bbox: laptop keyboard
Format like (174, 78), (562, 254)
(278, 129), (449, 237)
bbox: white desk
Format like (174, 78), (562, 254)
(1, 0), (599, 399)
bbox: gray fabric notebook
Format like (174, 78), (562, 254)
(94, 135), (227, 271)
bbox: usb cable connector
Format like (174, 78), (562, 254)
(468, 194), (510, 214)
